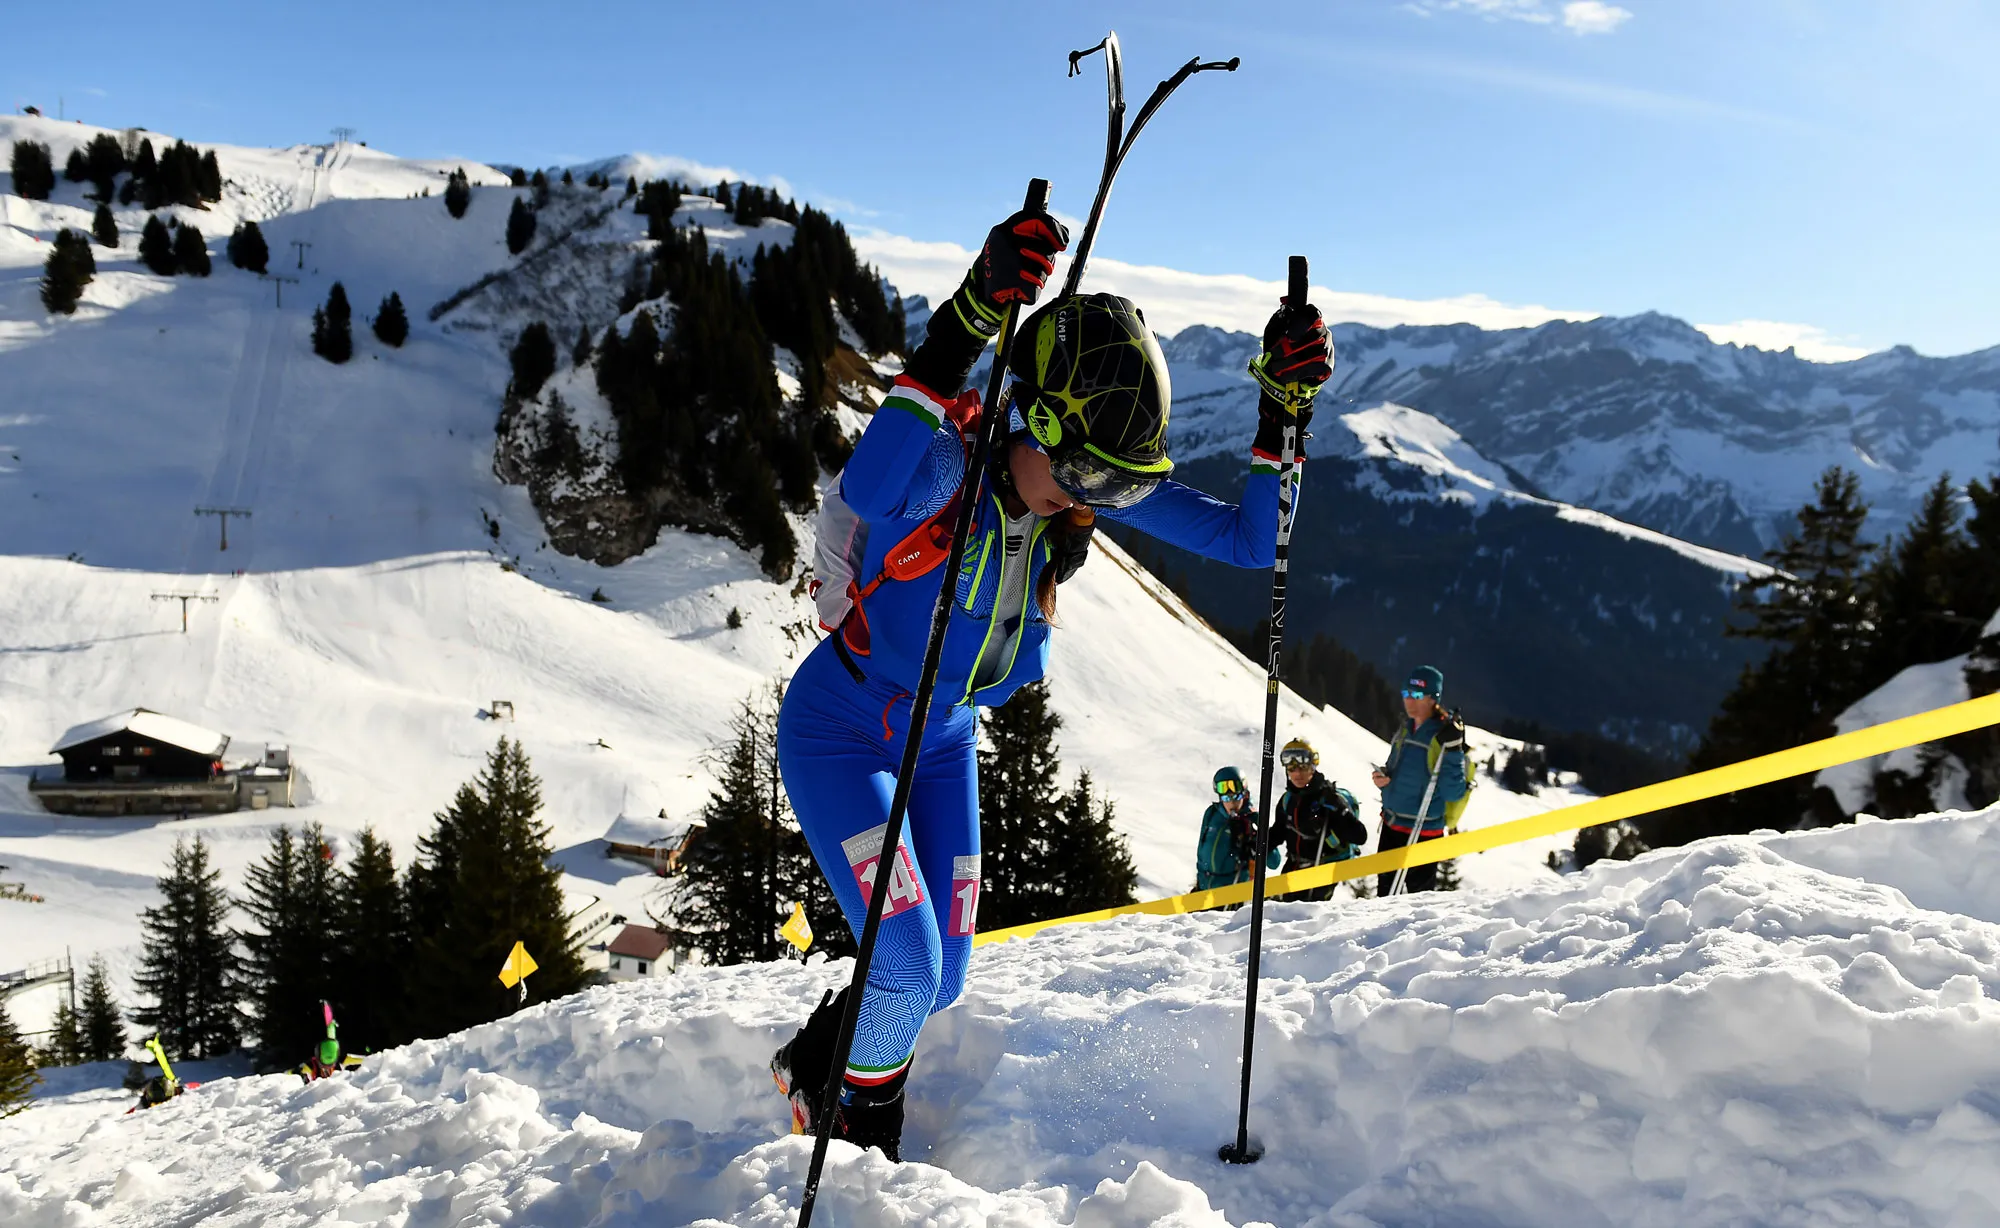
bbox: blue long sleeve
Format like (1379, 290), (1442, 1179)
(1101, 465), (1286, 569)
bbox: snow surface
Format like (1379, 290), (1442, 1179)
(49, 708), (229, 757)
(0, 120), (1583, 1043)
(8, 810), (2000, 1226)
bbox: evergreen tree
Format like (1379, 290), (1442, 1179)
(977, 682), (1068, 929)
(83, 132), (125, 200)
(509, 166), (528, 187)
(669, 688), (848, 965)
(571, 323), (593, 366)
(64, 146), (87, 182)
(172, 222), (211, 276)
(9, 139), (55, 200)
(138, 214), (177, 275)
(404, 739), (588, 1039)
(198, 149), (222, 202)
(444, 167), (471, 218)
(625, 174), (638, 197)
(509, 321), (556, 398)
(42, 1001), (83, 1067)
(332, 828), (409, 1053)
(505, 195), (536, 255)
(0, 999), (38, 1116)
(560, 168), (573, 186)
(238, 824), (343, 1066)
(373, 291), (408, 348)
(226, 219), (268, 273)
(91, 201), (117, 248)
(39, 228), (96, 315)
(1049, 769), (1139, 913)
(157, 141), (201, 208)
(1868, 474), (1978, 677)
(133, 836), (239, 1059)
(79, 957), (127, 1063)
(1660, 468), (1876, 844)
(312, 282), (352, 363)
(132, 137), (157, 181)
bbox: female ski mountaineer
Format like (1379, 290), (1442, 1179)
(771, 200), (1333, 1160)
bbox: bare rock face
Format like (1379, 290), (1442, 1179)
(494, 392), (668, 567)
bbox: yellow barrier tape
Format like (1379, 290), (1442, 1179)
(975, 690), (2000, 946)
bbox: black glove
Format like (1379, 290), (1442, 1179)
(1048, 506), (1094, 585)
(942, 207), (1071, 343)
(1250, 299), (1332, 460)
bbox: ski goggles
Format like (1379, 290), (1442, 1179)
(1046, 443), (1171, 510)
(1279, 747), (1316, 768)
(1214, 778), (1245, 798)
(1402, 688), (1435, 700)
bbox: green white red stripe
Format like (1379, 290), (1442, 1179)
(1251, 446), (1305, 476)
(881, 376), (951, 431)
(844, 1050), (913, 1087)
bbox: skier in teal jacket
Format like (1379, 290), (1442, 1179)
(1194, 766), (1277, 890)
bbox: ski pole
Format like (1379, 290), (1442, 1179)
(1220, 253), (1309, 1167)
(795, 178), (1049, 1228)
(1387, 758), (1445, 896)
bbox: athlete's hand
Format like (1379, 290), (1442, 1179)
(977, 207), (1069, 307)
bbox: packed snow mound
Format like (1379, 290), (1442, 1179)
(9, 808), (2000, 1227)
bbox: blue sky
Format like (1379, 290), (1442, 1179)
(7, 1), (1996, 357)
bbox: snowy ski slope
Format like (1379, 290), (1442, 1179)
(1, 119), (1584, 1038)
(7, 810), (2000, 1226)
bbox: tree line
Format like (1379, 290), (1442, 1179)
(1655, 466), (2000, 846)
(665, 681), (1137, 968)
(99, 738), (586, 1070)
(9, 133), (220, 209)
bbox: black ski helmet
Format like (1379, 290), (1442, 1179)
(1007, 293), (1174, 480)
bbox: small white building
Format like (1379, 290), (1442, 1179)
(607, 924), (674, 980)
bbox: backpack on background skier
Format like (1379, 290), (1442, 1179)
(1387, 707), (1477, 832)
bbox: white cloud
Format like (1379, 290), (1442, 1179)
(1695, 319), (1870, 363)
(850, 231), (1596, 336)
(1561, 1), (1633, 35)
(1410, 0), (1632, 35)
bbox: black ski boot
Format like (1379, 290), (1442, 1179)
(772, 988), (846, 1136)
(837, 1065), (909, 1162)
(770, 988), (909, 1161)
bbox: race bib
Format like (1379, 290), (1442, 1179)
(948, 854), (981, 938)
(841, 824), (926, 919)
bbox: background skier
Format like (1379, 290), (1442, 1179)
(1194, 766), (1276, 890)
(771, 198), (1333, 1161)
(1371, 666), (1469, 894)
(1274, 738), (1368, 900)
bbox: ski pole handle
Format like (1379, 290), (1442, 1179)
(1025, 177), (1051, 215)
(1288, 254), (1308, 313)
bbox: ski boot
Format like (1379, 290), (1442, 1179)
(770, 988), (910, 1161)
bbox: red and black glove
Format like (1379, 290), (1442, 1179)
(1251, 298), (1333, 458)
(946, 207), (1071, 341)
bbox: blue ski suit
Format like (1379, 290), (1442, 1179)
(778, 371), (1289, 1086)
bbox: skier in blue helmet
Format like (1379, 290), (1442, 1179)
(770, 199), (1335, 1160)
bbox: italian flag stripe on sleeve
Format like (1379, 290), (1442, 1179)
(1250, 446), (1303, 476)
(881, 377), (950, 431)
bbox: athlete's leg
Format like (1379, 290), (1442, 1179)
(904, 710), (980, 1015)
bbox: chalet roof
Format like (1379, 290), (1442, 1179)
(608, 924), (673, 961)
(52, 709), (229, 758)
(603, 811), (701, 848)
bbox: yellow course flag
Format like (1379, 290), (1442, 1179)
(780, 901), (814, 953)
(145, 1035), (177, 1083)
(498, 940), (539, 989)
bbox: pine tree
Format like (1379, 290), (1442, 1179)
(571, 323), (593, 366)
(374, 291), (409, 348)
(64, 146), (87, 182)
(91, 201), (117, 248)
(226, 219), (268, 273)
(133, 137), (157, 182)
(79, 957), (127, 1062)
(198, 149), (223, 202)
(138, 214), (177, 275)
(506, 195), (536, 255)
(9, 139), (56, 200)
(172, 222), (211, 276)
(625, 174), (637, 197)
(977, 682), (1068, 929)
(509, 321), (556, 398)
(444, 167), (471, 219)
(133, 836), (239, 1059)
(509, 166), (527, 187)
(40, 229), (96, 315)
(83, 132), (125, 201)
(237, 824), (342, 1067)
(560, 168), (573, 187)
(332, 828), (409, 1053)
(1048, 769), (1139, 913)
(1868, 474), (1977, 676)
(313, 282), (352, 363)
(404, 739), (588, 1038)
(0, 999), (38, 1116)
(1660, 468), (1877, 844)
(42, 1001), (83, 1066)
(158, 141), (201, 208)
(669, 688), (847, 965)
